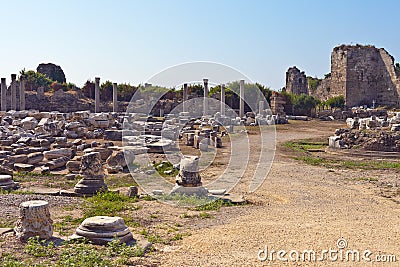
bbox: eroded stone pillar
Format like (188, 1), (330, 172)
(11, 74), (17, 110)
(95, 77), (100, 113)
(112, 82), (118, 112)
(20, 76), (26, 111)
(259, 100), (264, 115)
(1, 78), (6, 111)
(14, 200), (53, 241)
(203, 79), (208, 116)
(221, 84), (225, 116)
(183, 83), (188, 112)
(239, 79), (245, 118)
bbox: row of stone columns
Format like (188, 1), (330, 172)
(0, 74), (26, 112)
(94, 77), (118, 113)
(181, 79), (245, 117)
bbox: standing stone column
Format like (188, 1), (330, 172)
(239, 79), (245, 118)
(259, 100), (264, 115)
(183, 83), (188, 112)
(112, 82), (118, 112)
(1, 78), (6, 112)
(220, 84), (226, 116)
(20, 76), (26, 111)
(11, 74), (17, 111)
(14, 200), (53, 241)
(203, 79), (209, 116)
(95, 77), (100, 113)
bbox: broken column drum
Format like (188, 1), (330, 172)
(73, 216), (134, 245)
(14, 200), (53, 241)
(0, 174), (19, 190)
(176, 156), (202, 187)
(74, 152), (108, 196)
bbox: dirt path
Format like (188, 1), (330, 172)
(153, 120), (400, 266)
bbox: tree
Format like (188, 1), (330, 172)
(325, 95), (345, 109)
(20, 69), (52, 91)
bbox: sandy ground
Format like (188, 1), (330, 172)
(147, 120), (400, 266)
(1, 120), (400, 266)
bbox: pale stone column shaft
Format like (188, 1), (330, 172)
(239, 79), (245, 118)
(11, 74), (17, 110)
(112, 82), (118, 112)
(183, 83), (188, 112)
(259, 100), (264, 115)
(203, 79), (208, 116)
(221, 84), (226, 116)
(1, 78), (6, 111)
(20, 77), (26, 111)
(95, 77), (100, 113)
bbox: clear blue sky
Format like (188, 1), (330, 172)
(0, 0), (399, 90)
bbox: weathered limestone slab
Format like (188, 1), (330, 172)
(27, 152), (44, 165)
(66, 160), (81, 173)
(14, 200), (53, 241)
(45, 156), (69, 170)
(73, 216), (134, 245)
(14, 163), (35, 172)
(43, 148), (72, 160)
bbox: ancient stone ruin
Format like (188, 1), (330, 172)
(72, 216), (134, 245)
(285, 66), (308, 95)
(0, 174), (19, 190)
(287, 44), (400, 109)
(170, 156), (208, 197)
(14, 200), (53, 241)
(74, 152), (108, 196)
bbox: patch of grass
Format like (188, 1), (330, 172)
(105, 174), (138, 189)
(199, 212), (213, 219)
(24, 237), (56, 258)
(194, 199), (234, 211)
(142, 195), (156, 201)
(139, 229), (163, 244)
(54, 215), (83, 236)
(155, 161), (178, 177)
(83, 191), (139, 218)
(159, 193), (214, 207)
(295, 155), (400, 170)
(57, 242), (111, 267)
(352, 177), (379, 182)
(171, 233), (183, 241)
(284, 140), (327, 152)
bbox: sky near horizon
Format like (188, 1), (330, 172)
(0, 0), (399, 90)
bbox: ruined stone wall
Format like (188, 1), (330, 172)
(285, 66), (308, 95)
(309, 45), (400, 108)
(331, 45), (400, 108)
(309, 77), (331, 101)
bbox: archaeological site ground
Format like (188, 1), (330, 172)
(0, 44), (399, 267)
